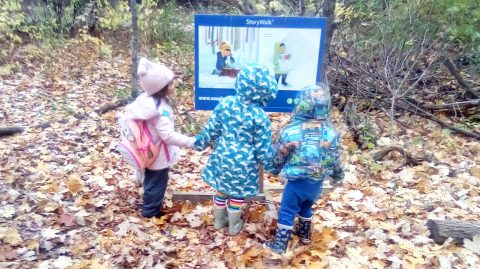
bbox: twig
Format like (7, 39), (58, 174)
(170, 99), (197, 136)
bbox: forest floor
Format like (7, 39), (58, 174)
(1, 39), (479, 269)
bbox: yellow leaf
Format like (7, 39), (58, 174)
(415, 179), (429, 194)
(0, 228), (23, 245)
(67, 174), (82, 194)
(347, 141), (358, 152)
(470, 166), (480, 177)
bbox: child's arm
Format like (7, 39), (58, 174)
(264, 135), (297, 175)
(216, 53), (225, 70)
(194, 102), (223, 151)
(252, 113), (273, 165)
(154, 114), (195, 148)
(331, 134), (345, 184)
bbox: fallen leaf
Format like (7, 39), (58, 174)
(53, 255), (73, 269)
(470, 166), (480, 178)
(0, 246), (17, 261)
(41, 228), (60, 240)
(59, 212), (76, 227)
(67, 174), (83, 194)
(464, 235), (480, 254)
(0, 205), (15, 219)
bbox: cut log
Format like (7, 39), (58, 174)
(427, 219), (480, 244)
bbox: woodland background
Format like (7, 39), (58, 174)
(0, 0), (479, 268)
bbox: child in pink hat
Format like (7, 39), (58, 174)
(124, 58), (196, 218)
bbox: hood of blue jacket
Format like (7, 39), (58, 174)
(235, 64), (278, 107)
(292, 84), (332, 121)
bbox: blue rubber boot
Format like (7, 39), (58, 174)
(265, 224), (293, 254)
(293, 216), (312, 244)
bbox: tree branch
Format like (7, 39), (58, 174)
(444, 59), (480, 99)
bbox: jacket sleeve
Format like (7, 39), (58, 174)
(331, 134), (345, 181)
(263, 135), (283, 175)
(253, 112), (273, 164)
(194, 101), (223, 151)
(216, 52), (225, 70)
(154, 115), (195, 148)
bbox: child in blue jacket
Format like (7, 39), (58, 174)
(194, 64), (278, 235)
(264, 84), (344, 254)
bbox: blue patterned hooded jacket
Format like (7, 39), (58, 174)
(265, 85), (344, 183)
(194, 64), (278, 197)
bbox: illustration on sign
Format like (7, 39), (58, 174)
(195, 15), (326, 112)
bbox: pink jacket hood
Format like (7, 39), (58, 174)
(125, 93), (161, 120)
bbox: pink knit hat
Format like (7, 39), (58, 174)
(137, 58), (174, 96)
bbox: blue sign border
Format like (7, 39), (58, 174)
(194, 14), (327, 112)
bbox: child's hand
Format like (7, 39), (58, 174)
(279, 142), (299, 156)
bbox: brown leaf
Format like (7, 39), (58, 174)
(0, 246), (17, 261)
(311, 227), (337, 253)
(59, 212), (76, 227)
(240, 247), (264, 266)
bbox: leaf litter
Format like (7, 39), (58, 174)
(0, 39), (479, 268)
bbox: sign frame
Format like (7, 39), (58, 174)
(194, 14), (327, 112)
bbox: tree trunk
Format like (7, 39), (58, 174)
(299, 0), (306, 16)
(427, 219), (480, 244)
(130, 0), (140, 98)
(322, 0), (336, 82)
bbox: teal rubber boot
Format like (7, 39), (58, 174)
(213, 206), (228, 229)
(227, 208), (243, 235)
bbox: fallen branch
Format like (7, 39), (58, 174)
(444, 59), (480, 99)
(95, 98), (132, 115)
(420, 99), (480, 111)
(0, 123), (51, 137)
(371, 145), (422, 166)
(427, 219), (480, 244)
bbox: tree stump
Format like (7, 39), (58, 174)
(427, 219), (480, 244)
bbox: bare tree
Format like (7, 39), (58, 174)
(322, 0), (336, 82)
(129, 0), (140, 97)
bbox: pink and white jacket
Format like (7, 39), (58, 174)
(124, 93), (195, 170)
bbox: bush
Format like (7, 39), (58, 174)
(346, 0), (480, 73)
(138, 0), (193, 47)
(0, 0), (24, 43)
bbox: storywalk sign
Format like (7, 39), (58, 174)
(194, 14), (327, 112)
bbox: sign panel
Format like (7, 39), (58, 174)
(195, 15), (326, 112)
